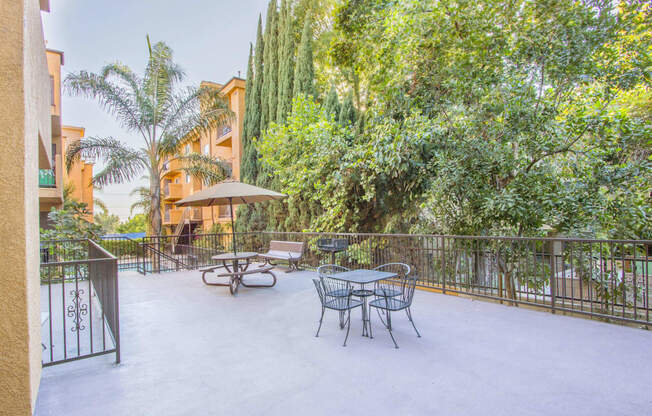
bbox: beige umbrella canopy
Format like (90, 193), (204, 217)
(175, 179), (286, 253)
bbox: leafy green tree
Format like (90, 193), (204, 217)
(258, 95), (434, 232)
(64, 36), (231, 237)
(293, 13), (315, 97)
(94, 210), (120, 235)
(338, 91), (356, 125)
(41, 199), (102, 241)
(323, 85), (340, 121)
(116, 214), (148, 234)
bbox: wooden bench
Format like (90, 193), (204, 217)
(259, 241), (305, 272)
(201, 264), (276, 295)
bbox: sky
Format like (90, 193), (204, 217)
(43, 0), (269, 219)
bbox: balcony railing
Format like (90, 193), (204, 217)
(218, 125), (232, 138)
(39, 169), (56, 188)
(39, 239), (120, 366)
(134, 231), (651, 326)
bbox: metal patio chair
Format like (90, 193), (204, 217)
(312, 278), (362, 347)
(369, 273), (420, 348)
(317, 264), (352, 329)
(317, 264), (351, 297)
(373, 263), (411, 298)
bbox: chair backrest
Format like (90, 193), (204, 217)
(398, 275), (418, 306)
(317, 264), (350, 277)
(320, 276), (352, 303)
(312, 279), (325, 305)
(373, 263), (411, 279)
(269, 240), (304, 254)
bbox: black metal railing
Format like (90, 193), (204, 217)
(92, 231), (651, 326)
(40, 239), (120, 366)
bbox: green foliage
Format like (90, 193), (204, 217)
(261, 0), (279, 130)
(94, 209), (120, 235)
(338, 91), (356, 126)
(258, 95), (434, 232)
(242, 18), (265, 186)
(40, 200), (102, 241)
(115, 214), (147, 234)
(276, 0), (296, 122)
(293, 13), (316, 97)
(323, 85), (340, 121)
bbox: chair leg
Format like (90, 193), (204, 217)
(343, 309), (352, 347)
(386, 310), (398, 349)
(406, 307), (421, 338)
(315, 307), (324, 337)
(368, 305), (373, 339)
(338, 311), (345, 329)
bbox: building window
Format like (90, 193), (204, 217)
(185, 174), (191, 184)
(203, 144), (209, 155)
(50, 76), (55, 106)
(185, 144), (190, 154)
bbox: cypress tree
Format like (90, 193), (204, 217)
(251, 15), (264, 141)
(276, 0), (295, 122)
(241, 44), (255, 184)
(324, 86), (340, 121)
(339, 91), (356, 126)
(261, 0), (279, 130)
(293, 13), (315, 97)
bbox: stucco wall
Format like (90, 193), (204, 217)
(0, 0), (51, 414)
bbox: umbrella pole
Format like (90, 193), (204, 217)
(229, 197), (236, 254)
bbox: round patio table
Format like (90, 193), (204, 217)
(210, 252), (258, 294)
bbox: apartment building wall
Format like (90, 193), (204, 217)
(62, 125), (94, 216)
(162, 77), (246, 235)
(38, 49), (64, 226)
(0, 0), (53, 414)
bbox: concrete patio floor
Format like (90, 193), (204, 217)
(36, 268), (652, 416)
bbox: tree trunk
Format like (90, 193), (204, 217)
(149, 173), (162, 273)
(149, 174), (162, 236)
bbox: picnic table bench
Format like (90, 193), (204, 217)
(200, 252), (277, 295)
(259, 241), (305, 272)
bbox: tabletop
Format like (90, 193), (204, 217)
(325, 269), (397, 284)
(211, 252), (258, 261)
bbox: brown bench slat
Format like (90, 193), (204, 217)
(259, 241), (305, 273)
(217, 265), (274, 277)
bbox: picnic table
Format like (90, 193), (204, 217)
(200, 252), (276, 295)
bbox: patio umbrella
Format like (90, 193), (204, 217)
(175, 179), (286, 254)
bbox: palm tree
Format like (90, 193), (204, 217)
(129, 185), (153, 218)
(65, 36), (231, 236)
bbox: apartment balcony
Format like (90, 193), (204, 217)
(38, 169), (63, 207)
(162, 158), (183, 177)
(34, 232), (652, 415)
(39, 169), (56, 188)
(163, 207), (203, 225)
(163, 183), (188, 201)
(163, 208), (185, 225)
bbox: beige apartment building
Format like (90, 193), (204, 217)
(0, 1), (56, 414)
(161, 77), (245, 236)
(38, 50), (94, 226)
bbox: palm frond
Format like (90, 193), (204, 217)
(65, 137), (147, 188)
(143, 39), (185, 124)
(65, 71), (148, 140)
(158, 86), (233, 156)
(176, 153), (231, 186)
(94, 198), (109, 214)
(129, 186), (152, 216)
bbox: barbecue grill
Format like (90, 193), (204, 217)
(317, 238), (348, 264)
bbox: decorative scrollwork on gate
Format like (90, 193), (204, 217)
(66, 289), (88, 332)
